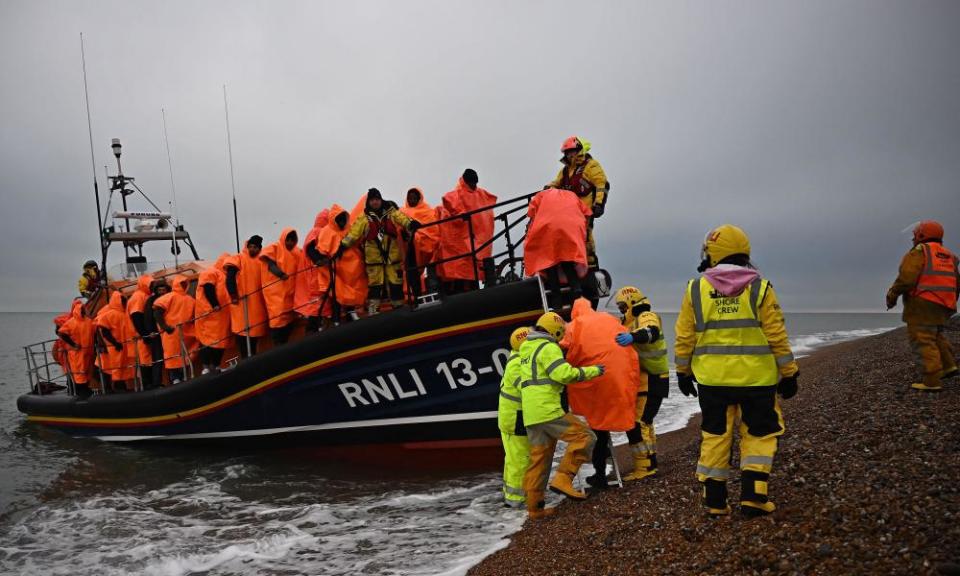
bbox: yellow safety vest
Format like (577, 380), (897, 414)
(688, 277), (779, 387)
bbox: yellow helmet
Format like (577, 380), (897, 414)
(700, 224), (751, 270)
(536, 312), (566, 341)
(615, 286), (648, 311)
(509, 327), (530, 351)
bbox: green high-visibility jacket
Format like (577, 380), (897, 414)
(497, 352), (523, 434)
(518, 332), (601, 427)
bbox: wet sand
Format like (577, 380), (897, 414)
(470, 319), (960, 576)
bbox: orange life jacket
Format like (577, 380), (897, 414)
(911, 242), (959, 311)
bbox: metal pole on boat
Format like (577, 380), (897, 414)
(467, 216), (479, 286)
(24, 346), (36, 395)
(223, 85), (241, 253)
(242, 295), (252, 359)
(161, 109), (181, 268)
(80, 33), (108, 280)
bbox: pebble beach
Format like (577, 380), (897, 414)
(470, 319), (960, 576)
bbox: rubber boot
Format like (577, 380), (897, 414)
(549, 472), (587, 500)
(623, 451), (657, 481)
(912, 372), (943, 391)
(702, 478), (731, 516)
(740, 470), (776, 518)
(526, 490), (556, 520)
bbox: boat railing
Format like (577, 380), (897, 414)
(24, 190), (545, 396)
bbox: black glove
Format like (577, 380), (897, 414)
(592, 204), (605, 218)
(678, 373), (698, 397)
(778, 373), (799, 400)
(409, 220), (422, 231)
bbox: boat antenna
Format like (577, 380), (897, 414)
(223, 84), (241, 253)
(161, 108), (180, 266)
(80, 33), (107, 285)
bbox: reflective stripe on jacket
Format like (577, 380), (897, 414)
(497, 352), (523, 434)
(679, 277), (790, 387)
(627, 310), (670, 377)
(910, 242), (959, 311)
(518, 333), (600, 426)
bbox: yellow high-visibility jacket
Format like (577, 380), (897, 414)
(518, 331), (601, 426)
(674, 275), (798, 386)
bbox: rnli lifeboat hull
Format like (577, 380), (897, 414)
(17, 280), (545, 451)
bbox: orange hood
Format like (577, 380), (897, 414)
(171, 275), (190, 294)
(136, 274), (153, 296)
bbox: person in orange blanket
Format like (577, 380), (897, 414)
(260, 228), (302, 344)
(95, 291), (136, 392)
(195, 254), (232, 374)
(437, 169), (497, 294)
(153, 275), (196, 384)
(524, 188), (592, 310)
(319, 205), (367, 321)
(401, 187), (440, 293)
(57, 299), (96, 396)
(126, 274), (158, 389)
(225, 235), (268, 358)
(296, 210), (332, 332)
(561, 297), (640, 489)
(51, 308), (72, 377)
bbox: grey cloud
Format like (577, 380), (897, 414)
(1, 0), (957, 313)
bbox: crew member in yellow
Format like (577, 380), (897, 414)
(546, 136), (609, 268)
(340, 188), (421, 315)
(614, 286), (669, 481)
(886, 220), (959, 391)
(674, 224), (799, 518)
(78, 260), (102, 299)
(498, 327), (531, 508)
(519, 312), (604, 519)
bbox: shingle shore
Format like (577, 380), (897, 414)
(470, 319), (960, 576)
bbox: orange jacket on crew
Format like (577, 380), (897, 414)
(437, 178), (497, 281)
(195, 255), (232, 349)
(295, 210), (332, 318)
(260, 228), (302, 329)
(316, 204), (367, 308)
(154, 275), (196, 369)
(888, 241), (960, 325)
(225, 247), (268, 338)
(524, 188), (591, 277)
(561, 298), (640, 431)
(126, 274), (154, 365)
(95, 291), (136, 381)
(58, 300), (95, 385)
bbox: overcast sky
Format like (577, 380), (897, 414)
(1, 0), (957, 312)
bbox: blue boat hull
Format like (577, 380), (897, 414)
(18, 280), (545, 447)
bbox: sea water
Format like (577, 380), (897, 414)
(0, 312), (897, 575)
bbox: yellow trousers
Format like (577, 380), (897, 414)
(500, 431), (530, 507)
(908, 324), (957, 387)
(523, 414), (595, 510)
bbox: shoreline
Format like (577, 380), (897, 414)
(469, 319), (960, 576)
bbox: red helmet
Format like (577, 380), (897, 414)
(561, 136), (582, 153)
(913, 220), (944, 244)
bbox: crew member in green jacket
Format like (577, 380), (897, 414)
(519, 312), (604, 520)
(497, 327), (531, 508)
